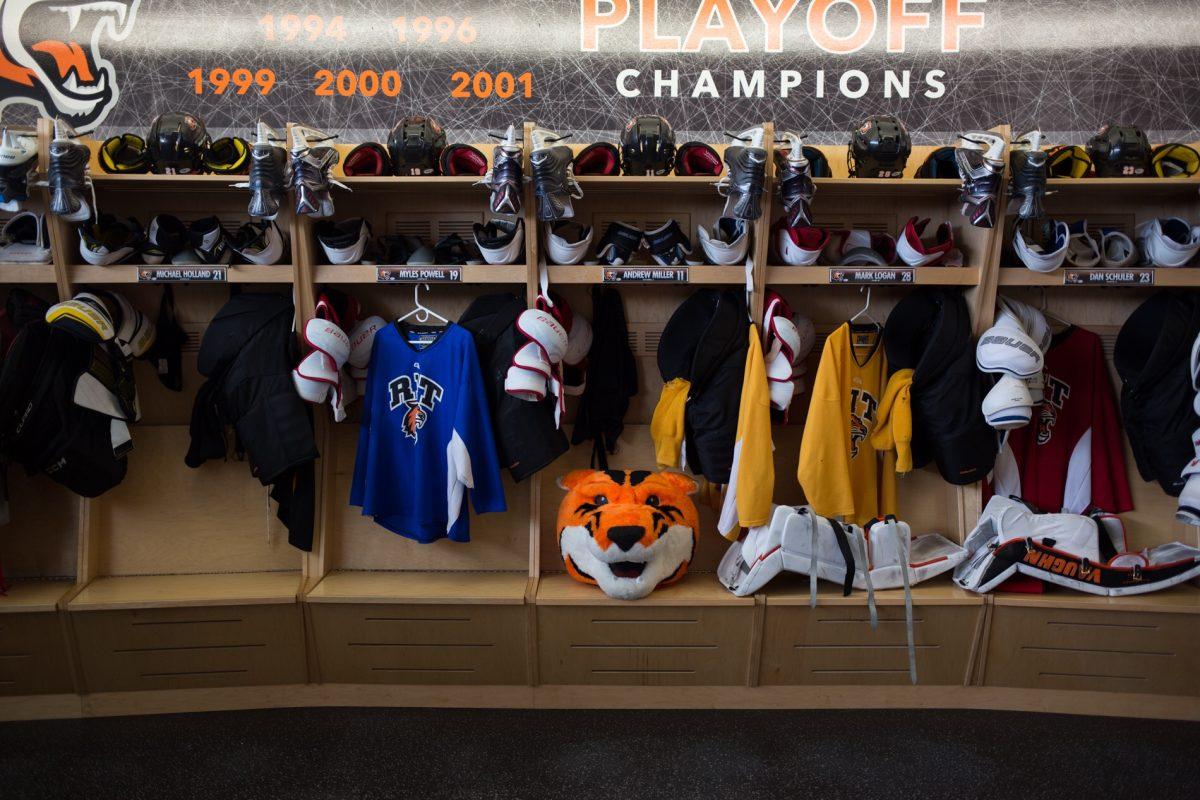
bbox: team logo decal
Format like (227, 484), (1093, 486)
(0, 0), (140, 133)
(1036, 374), (1070, 445)
(848, 387), (878, 458)
(387, 372), (444, 442)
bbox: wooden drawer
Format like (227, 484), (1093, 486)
(983, 605), (1200, 697)
(72, 603), (306, 692)
(309, 604), (528, 685)
(760, 603), (982, 686)
(538, 605), (754, 686)
(0, 612), (75, 696)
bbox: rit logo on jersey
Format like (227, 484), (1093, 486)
(387, 372), (445, 442)
(1037, 374), (1070, 445)
(848, 388), (879, 458)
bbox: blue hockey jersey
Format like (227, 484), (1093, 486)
(350, 322), (506, 542)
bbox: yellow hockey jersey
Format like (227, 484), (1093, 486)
(717, 325), (774, 538)
(797, 322), (896, 524)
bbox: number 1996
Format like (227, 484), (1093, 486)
(188, 68), (276, 95)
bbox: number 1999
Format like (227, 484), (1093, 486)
(188, 68), (276, 96)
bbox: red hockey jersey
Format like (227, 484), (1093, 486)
(992, 326), (1132, 514)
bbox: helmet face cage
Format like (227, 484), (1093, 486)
(621, 115), (676, 175)
(148, 113), (209, 174)
(848, 115), (911, 178)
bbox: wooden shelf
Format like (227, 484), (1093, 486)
(535, 571), (755, 607)
(546, 264), (747, 284)
(812, 177), (962, 197)
(575, 175), (720, 192)
(997, 267), (1200, 286)
(0, 263), (57, 283)
(89, 173), (248, 191)
(336, 175), (485, 190)
(66, 264), (294, 284)
(1045, 176), (1200, 196)
(0, 579), (74, 613)
(305, 570), (529, 605)
(314, 263), (528, 284)
(991, 583), (1200, 615)
(763, 574), (984, 607)
(69, 571), (303, 611)
(765, 265), (982, 286)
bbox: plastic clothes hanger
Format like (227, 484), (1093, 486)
(397, 283), (448, 325)
(849, 286), (879, 327)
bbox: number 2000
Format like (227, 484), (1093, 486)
(314, 69), (403, 97)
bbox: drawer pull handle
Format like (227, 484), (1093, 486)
(349, 642), (493, 648)
(591, 668), (695, 675)
(1038, 671), (1147, 682)
(131, 618), (243, 627)
(590, 619), (700, 625)
(115, 643), (267, 654)
(570, 644), (717, 650)
(141, 668), (249, 678)
(1022, 645), (1173, 657)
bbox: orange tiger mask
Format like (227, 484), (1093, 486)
(556, 469), (699, 600)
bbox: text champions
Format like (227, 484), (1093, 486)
(581, 0), (987, 54)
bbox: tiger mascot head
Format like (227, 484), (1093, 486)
(0, 0), (140, 132)
(556, 469), (699, 600)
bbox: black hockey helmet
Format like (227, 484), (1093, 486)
(803, 146), (832, 178)
(1087, 124), (1152, 177)
(848, 115), (911, 178)
(387, 116), (447, 176)
(147, 112), (210, 174)
(621, 115), (676, 175)
(915, 146), (959, 178)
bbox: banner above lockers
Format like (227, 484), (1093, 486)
(3, 0), (1198, 141)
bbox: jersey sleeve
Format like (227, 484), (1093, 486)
(1088, 336), (1133, 513)
(798, 333), (856, 519)
(349, 331), (383, 508)
(453, 336), (507, 516)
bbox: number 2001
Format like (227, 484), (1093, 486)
(314, 69), (403, 97)
(450, 71), (532, 99)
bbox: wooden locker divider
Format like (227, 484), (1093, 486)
(55, 131), (308, 695)
(301, 122), (536, 687)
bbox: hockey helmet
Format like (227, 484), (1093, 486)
(621, 115), (676, 175)
(848, 115), (911, 178)
(147, 112), (210, 174)
(1086, 124), (1152, 177)
(387, 116), (447, 176)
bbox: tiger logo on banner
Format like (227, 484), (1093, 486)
(0, 0), (140, 132)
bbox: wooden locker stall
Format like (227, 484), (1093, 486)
(0, 119), (81, 703)
(533, 126), (774, 686)
(980, 148), (1200, 696)
(303, 127), (537, 687)
(754, 129), (1010, 686)
(57, 130), (307, 694)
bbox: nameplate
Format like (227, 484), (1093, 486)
(138, 267), (227, 283)
(1063, 269), (1154, 286)
(377, 267), (462, 283)
(828, 268), (915, 284)
(602, 267), (689, 283)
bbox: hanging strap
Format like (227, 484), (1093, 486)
(892, 521), (918, 684)
(828, 518), (856, 597)
(851, 530), (879, 628)
(809, 509), (819, 609)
